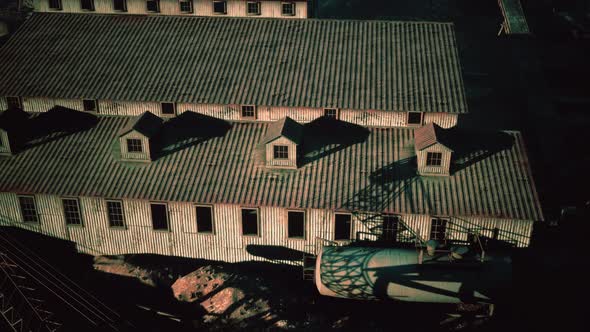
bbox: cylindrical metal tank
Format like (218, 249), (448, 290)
(315, 246), (512, 304)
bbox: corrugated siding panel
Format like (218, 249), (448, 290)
(0, 13), (466, 114)
(0, 97), (7, 110)
(423, 112), (458, 129)
(99, 100), (161, 116)
(22, 97), (84, 113)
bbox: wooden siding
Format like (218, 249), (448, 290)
(0, 130), (10, 155)
(34, 0), (309, 18)
(16, 97), (459, 128)
(0, 192), (534, 267)
(0, 97), (6, 110)
(265, 136), (297, 169)
(416, 143), (452, 176)
(119, 130), (151, 161)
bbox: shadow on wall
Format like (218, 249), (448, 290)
(245, 245), (306, 262)
(446, 128), (515, 174)
(153, 111), (232, 159)
(22, 106), (98, 150)
(300, 116), (370, 166)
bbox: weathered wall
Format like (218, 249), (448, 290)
(34, 0), (309, 18)
(0, 130), (10, 155)
(416, 143), (452, 176)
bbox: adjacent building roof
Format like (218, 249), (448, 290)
(263, 117), (303, 144)
(414, 122), (452, 151)
(498, 0), (530, 34)
(118, 111), (163, 138)
(0, 13), (467, 114)
(0, 114), (542, 221)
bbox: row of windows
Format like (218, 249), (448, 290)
(17, 195), (449, 241)
(48, 0), (298, 16)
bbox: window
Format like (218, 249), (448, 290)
(324, 108), (338, 119)
(6, 97), (22, 110)
(18, 196), (38, 223)
(407, 112), (422, 125)
(241, 105), (256, 118)
(106, 200), (125, 228)
(161, 102), (176, 116)
(81, 0), (95, 11)
(430, 218), (447, 241)
(213, 1), (227, 14)
(334, 213), (351, 240)
(273, 145), (289, 159)
(281, 2), (295, 16)
(246, 1), (261, 15)
(381, 214), (399, 242)
(113, 0), (127, 11)
(62, 198), (82, 226)
(126, 138), (143, 153)
(150, 203), (169, 230)
(146, 0), (159, 12)
(196, 205), (214, 233)
(287, 211), (305, 239)
(426, 152), (442, 167)
(83, 99), (98, 113)
(49, 0), (62, 10)
(241, 208), (259, 236)
(179, 0), (193, 13)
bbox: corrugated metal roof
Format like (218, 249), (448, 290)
(498, 0), (530, 34)
(118, 111), (163, 138)
(0, 13), (467, 114)
(413, 122), (451, 151)
(263, 117), (303, 144)
(0, 114), (542, 221)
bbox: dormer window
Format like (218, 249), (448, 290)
(49, 0), (63, 10)
(179, 0), (193, 13)
(407, 112), (423, 126)
(146, 0), (160, 12)
(414, 123), (453, 176)
(273, 145), (288, 159)
(83, 99), (98, 113)
(81, 0), (95, 11)
(126, 138), (143, 153)
(161, 102), (176, 116)
(118, 111), (163, 162)
(426, 152), (442, 166)
(113, 0), (127, 11)
(213, 1), (227, 14)
(241, 105), (256, 119)
(281, 2), (295, 16)
(263, 117), (302, 169)
(247, 1), (261, 15)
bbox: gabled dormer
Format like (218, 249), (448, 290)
(263, 117), (303, 169)
(414, 123), (453, 176)
(0, 108), (29, 156)
(118, 111), (163, 162)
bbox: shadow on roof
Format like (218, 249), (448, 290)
(447, 128), (515, 174)
(300, 116), (370, 167)
(153, 111), (232, 160)
(23, 106), (98, 151)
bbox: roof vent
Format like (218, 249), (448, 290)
(414, 123), (453, 176)
(118, 111), (163, 162)
(262, 117), (303, 169)
(0, 108), (29, 156)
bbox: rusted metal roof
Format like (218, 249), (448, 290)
(413, 123), (452, 151)
(263, 117), (303, 144)
(0, 114), (543, 221)
(118, 111), (163, 138)
(498, 0), (530, 34)
(0, 13), (467, 114)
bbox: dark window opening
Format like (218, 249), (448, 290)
(241, 105), (256, 118)
(247, 1), (260, 15)
(151, 203), (169, 230)
(241, 208), (258, 236)
(213, 1), (227, 14)
(288, 211), (305, 238)
(49, 0), (62, 10)
(282, 2), (295, 16)
(161, 102), (175, 115)
(334, 213), (351, 240)
(324, 108), (338, 119)
(0, 136), (4, 147)
(196, 206), (214, 233)
(126, 139), (143, 153)
(407, 112), (422, 125)
(81, 0), (95, 11)
(146, 0), (159, 12)
(107, 200), (125, 228)
(179, 0), (193, 13)
(426, 152), (442, 166)
(62, 198), (82, 226)
(273, 145), (288, 159)
(18, 196), (38, 223)
(381, 214), (399, 242)
(83, 99), (98, 112)
(6, 97), (22, 110)
(113, 0), (127, 11)
(430, 218), (447, 241)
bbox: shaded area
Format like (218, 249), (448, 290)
(245, 245), (306, 262)
(300, 117), (370, 166)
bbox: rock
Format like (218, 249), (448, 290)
(172, 266), (230, 303)
(200, 287), (245, 314)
